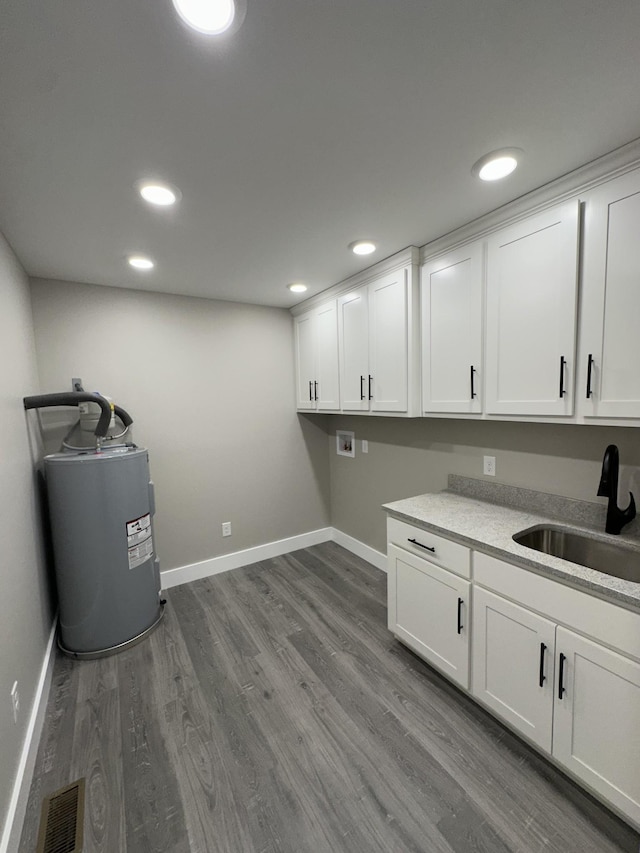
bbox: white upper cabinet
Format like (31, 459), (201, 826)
(294, 310), (317, 409)
(421, 241), (483, 414)
(369, 270), (410, 413)
(293, 300), (340, 411)
(314, 300), (341, 410)
(578, 169), (640, 420)
(338, 286), (369, 411)
(485, 201), (580, 417)
(338, 259), (419, 415)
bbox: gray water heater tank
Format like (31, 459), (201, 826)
(45, 445), (163, 658)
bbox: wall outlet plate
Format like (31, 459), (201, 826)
(362, 440), (368, 453)
(483, 455), (496, 476)
(222, 522), (232, 537)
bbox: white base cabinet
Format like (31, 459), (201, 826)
(387, 517), (640, 831)
(553, 627), (640, 826)
(472, 586), (556, 751)
(388, 543), (470, 689)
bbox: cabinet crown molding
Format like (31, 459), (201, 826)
(292, 136), (640, 318)
(290, 246), (419, 316)
(420, 136), (640, 263)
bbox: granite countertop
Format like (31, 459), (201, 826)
(383, 476), (640, 612)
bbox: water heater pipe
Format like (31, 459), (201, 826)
(23, 392), (113, 437)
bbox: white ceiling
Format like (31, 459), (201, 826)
(1, 0), (640, 308)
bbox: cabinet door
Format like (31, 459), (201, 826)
(369, 270), (409, 412)
(294, 311), (317, 410)
(579, 169), (640, 419)
(472, 587), (556, 751)
(485, 201), (579, 416)
(387, 544), (470, 688)
(315, 301), (340, 411)
(422, 243), (483, 414)
(338, 287), (369, 411)
(553, 627), (640, 826)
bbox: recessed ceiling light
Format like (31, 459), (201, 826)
(128, 255), (155, 270)
(472, 148), (523, 181)
(288, 283), (308, 294)
(138, 182), (180, 207)
(349, 240), (377, 256)
(172, 0), (236, 34)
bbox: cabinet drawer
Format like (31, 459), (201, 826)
(387, 517), (470, 578)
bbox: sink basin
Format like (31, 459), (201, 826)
(512, 525), (640, 583)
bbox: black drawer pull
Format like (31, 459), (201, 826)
(470, 365), (477, 399)
(314, 380), (318, 401)
(360, 375), (365, 400)
(559, 355), (567, 398)
(457, 597), (463, 634)
(558, 652), (567, 699)
(368, 374), (373, 400)
(539, 642), (547, 687)
(407, 538), (435, 553)
(586, 353), (594, 398)
(308, 380), (313, 402)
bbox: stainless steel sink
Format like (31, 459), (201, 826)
(512, 525), (640, 583)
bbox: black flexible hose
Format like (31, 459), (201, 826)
(23, 392), (112, 437)
(113, 404), (133, 428)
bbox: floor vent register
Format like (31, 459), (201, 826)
(36, 778), (85, 853)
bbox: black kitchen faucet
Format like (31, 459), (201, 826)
(597, 444), (636, 535)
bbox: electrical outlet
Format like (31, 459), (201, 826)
(483, 455), (496, 477)
(222, 521), (232, 537)
(362, 440), (368, 453)
(10, 681), (19, 724)
(71, 377), (83, 392)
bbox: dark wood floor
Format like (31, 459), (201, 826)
(18, 542), (640, 852)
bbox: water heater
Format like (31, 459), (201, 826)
(24, 389), (164, 658)
(44, 445), (163, 657)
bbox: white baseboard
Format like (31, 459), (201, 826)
(331, 528), (387, 572)
(161, 527), (334, 588)
(161, 526), (387, 588)
(1, 617), (57, 853)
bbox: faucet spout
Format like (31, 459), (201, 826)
(597, 444), (636, 535)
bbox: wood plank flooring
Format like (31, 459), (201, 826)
(18, 542), (640, 852)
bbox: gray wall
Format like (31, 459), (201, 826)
(328, 416), (640, 555)
(30, 279), (331, 572)
(0, 235), (52, 839)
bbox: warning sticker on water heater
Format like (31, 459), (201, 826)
(126, 513), (154, 570)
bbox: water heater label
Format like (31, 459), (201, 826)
(126, 513), (153, 570)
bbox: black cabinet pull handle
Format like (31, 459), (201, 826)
(308, 380), (313, 402)
(470, 365), (476, 399)
(360, 375), (365, 400)
(314, 380), (318, 401)
(457, 598), (463, 634)
(586, 353), (594, 398)
(407, 537), (435, 553)
(368, 374), (373, 400)
(539, 642), (547, 687)
(558, 652), (566, 699)
(559, 356), (566, 398)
